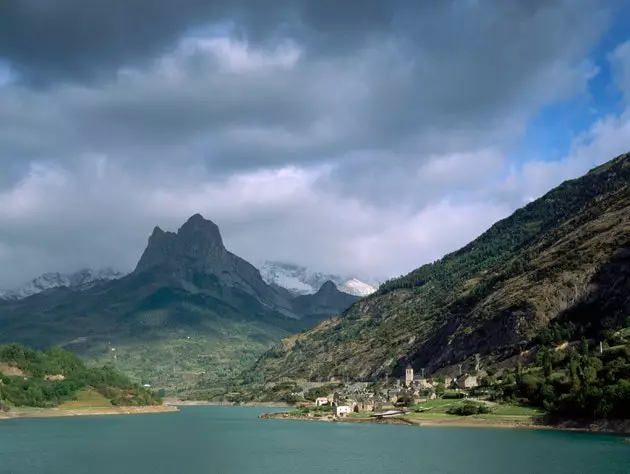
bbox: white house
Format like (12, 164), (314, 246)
(315, 397), (329, 407)
(333, 405), (351, 417)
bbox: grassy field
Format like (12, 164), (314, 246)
(348, 399), (543, 421)
(492, 405), (544, 416)
(58, 389), (113, 410)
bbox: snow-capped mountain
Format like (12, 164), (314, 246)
(258, 261), (377, 297)
(0, 267), (125, 300)
(337, 278), (378, 297)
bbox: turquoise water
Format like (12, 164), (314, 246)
(0, 407), (629, 473)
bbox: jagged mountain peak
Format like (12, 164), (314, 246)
(135, 214), (227, 274)
(150, 225), (166, 236)
(318, 280), (338, 293)
(179, 214), (223, 242)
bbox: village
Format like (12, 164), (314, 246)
(289, 365), (480, 420)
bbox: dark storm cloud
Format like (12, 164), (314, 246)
(0, 0), (403, 83)
(0, 0), (609, 84)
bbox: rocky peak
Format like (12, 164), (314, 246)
(177, 213), (224, 251)
(131, 215), (294, 313)
(134, 214), (227, 274)
(317, 280), (338, 294)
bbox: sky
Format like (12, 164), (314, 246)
(1, 0), (630, 288)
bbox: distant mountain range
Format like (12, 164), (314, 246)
(259, 261), (378, 297)
(0, 260), (376, 301)
(0, 268), (124, 300)
(0, 214), (361, 389)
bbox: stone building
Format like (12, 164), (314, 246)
(315, 397), (329, 407)
(456, 374), (479, 389)
(333, 405), (351, 417)
(405, 365), (414, 386)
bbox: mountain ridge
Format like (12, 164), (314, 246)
(253, 152), (630, 382)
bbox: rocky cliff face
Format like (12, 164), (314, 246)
(133, 214), (290, 313)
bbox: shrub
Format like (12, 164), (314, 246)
(447, 401), (491, 416)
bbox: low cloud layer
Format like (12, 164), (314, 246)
(0, 1), (628, 288)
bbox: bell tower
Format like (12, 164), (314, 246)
(405, 364), (414, 386)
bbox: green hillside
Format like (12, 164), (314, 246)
(0, 343), (160, 408)
(254, 152), (630, 382)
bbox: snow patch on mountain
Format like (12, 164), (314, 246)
(258, 261), (377, 297)
(338, 278), (377, 297)
(0, 268), (125, 300)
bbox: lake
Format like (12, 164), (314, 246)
(0, 406), (628, 474)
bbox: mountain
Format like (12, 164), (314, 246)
(0, 268), (124, 300)
(259, 261), (377, 297)
(132, 214), (295, 318)
(0, 214), (357, 389)
(254, 152), (630, 382)
(291, 281), (359, 323)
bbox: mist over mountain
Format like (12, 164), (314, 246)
(259, 261), (378, 297)
(0, 268), (125, 300)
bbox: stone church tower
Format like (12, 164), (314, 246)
(405, 364), (414, 386)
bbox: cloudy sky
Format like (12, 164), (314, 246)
(1, 0), (630, 288)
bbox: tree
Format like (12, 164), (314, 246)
(537, 347), (553, 381)
(580, 337), (589, 357)
(568, 349), (581, 392)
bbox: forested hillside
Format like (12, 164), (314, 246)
(0, 344), (159, 407)
(254, 153), (630, 382)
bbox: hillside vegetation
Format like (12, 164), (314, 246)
(0, 344), (160, 408)
(254, 153), (630, 382)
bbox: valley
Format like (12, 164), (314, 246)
(1, 153), (630, 425)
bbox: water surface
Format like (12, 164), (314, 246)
(0, 406), (628, 474)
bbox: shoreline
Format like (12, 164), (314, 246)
(164, 399), (290, 408)
(258, 411), (630, 435)
(0, 405), (178, 420)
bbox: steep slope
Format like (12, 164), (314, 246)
(255, 152), (630, 381)
(259, 261), (377, 296)
(0, 215), (354, 389)
(0, 268), (124, 300)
